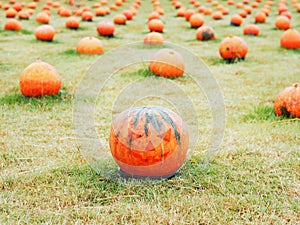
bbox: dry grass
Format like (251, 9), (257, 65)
(0, 0), (299, 224)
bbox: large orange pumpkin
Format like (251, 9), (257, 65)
(195, 25), (216, 41)
(254, 11), (266, 23)
(109, 106), (189, 178)
(144, 32), (164, 45)
(280, 28), (300, 49)
(34, 25), (55, 41)
(20, 59), (62, 97)
(76, 36), (104, 54)
(97, 21), (115, 37)
(219, 35), (248, 63)
(274, 84), (300, 118)
(149, 48), (185, 77)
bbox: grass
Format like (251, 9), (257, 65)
(0, 0), (299, 224)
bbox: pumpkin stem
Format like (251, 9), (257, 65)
(293, 83), (299, 88)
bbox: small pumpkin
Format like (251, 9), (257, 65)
(230, 14), (243, 26)
(195, 25), (216, 41)
(76, 36), (104, 54)
(81, 11), (93, 21)
(34, 25), (55, 41)
(148, 11), (160, 21)
(97, 21), (115, 37)
(274, 84), (300, 118)
(243, 24), (260, 36)
(6, 8), (17, 18)
(109, 106), (189, 178)
(189, 13), (205, 28)
(149, 48), (185, 77)
(148, 19), (164, 32)
(219, 35), (248, 63)
(18, 11), (30, 20)
(280, 28), (300, 49)
(20, 59), (62, 97)
(212, 11), (223, 20)
(184, 9), (195, 21)
(59, 7), (71, 17)
(144, 32), (163, 45)
(95, 7), (107, 16)
(123, 9), (133, 20)
(275, 15), (290, 30)
(35, 11), (50, 24)
(254, 11), (266, 23)
(4, 18), (22, 31)
(65, 17), (80, 29)
(113, 13), (127, 25)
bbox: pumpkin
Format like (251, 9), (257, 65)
(109, 106), (189, 178)
(149, 48), (185, 77)
(34, 25), (55, 41)
(195, 25), (216, 41)
(219, 35), (248, 63)
(65, 17), (80, 29)
(123, 9), (133, 20)
(243, 24), (260, 36)
(144, 32), (164, 45)
(148, 19), (164, 32)
(230, 14), (243, 26)
(81, 11), (93, 21)
(95, 7), (107, 16)
(280, 28), (300, 49)
(4, 18), (22, 31)
(184, 9), (195, 21)
(35, 12), (50, 24)
(20, 59), (62, 97)
(274, 84), (300, 118)
(212, 11), (223, 20)
(275, 15), (290, 30)
(12, 2), (22, 11)
(189, 13), (205, 28)
(18, 11), (30, 20)
(113, 13), (127, 25)
(148, 11), (160, 20)
(97, 21), (115, 37)
(254, 11), (266, 23)
(280, 11), (292, 19)
(59, 7), (71, 17)
(238, 9), (248, 18)
(76, 36), (104, 54)
(6, 8), (17, 18)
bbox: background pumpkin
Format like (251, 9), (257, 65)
(97, 21), (115, 37)
(149, 48), (185, 77)
(20, 59), (62, 97)
(4, 18), (22, 31)
(144, 32), (164, 45)
(148, 19), (164, 32)
(195, 25), (216, 41)
(76, 36), (104, 54)
(109, 106), (189, 178)
(34, 25), (55, 41)
(243, 24), (260, 36)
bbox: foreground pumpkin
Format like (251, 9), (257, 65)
(109, 106), (189, 178)
(20, 59), (62, 97)
(4, 18), (22, 31)
(149, 48), (185, 77)
(96, 21), (115, 37)
(274, 83), (300, 118)
(219, 35), (248, 63)
(76, 36), (103, 54)
(280, 28), (300, 49)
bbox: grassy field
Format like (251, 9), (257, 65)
(0, 0), (299, 224)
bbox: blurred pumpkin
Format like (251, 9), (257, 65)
(76, 36), (104, 54)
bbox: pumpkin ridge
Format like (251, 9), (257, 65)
(158, 110), (181, 145)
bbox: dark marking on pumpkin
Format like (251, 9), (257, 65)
(132, 109), (142, 128)
(201, 31), (213, 40)
(144, 112), (150, 136)
(128, 134), (133, 150)
(158, 110), (181, 145)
